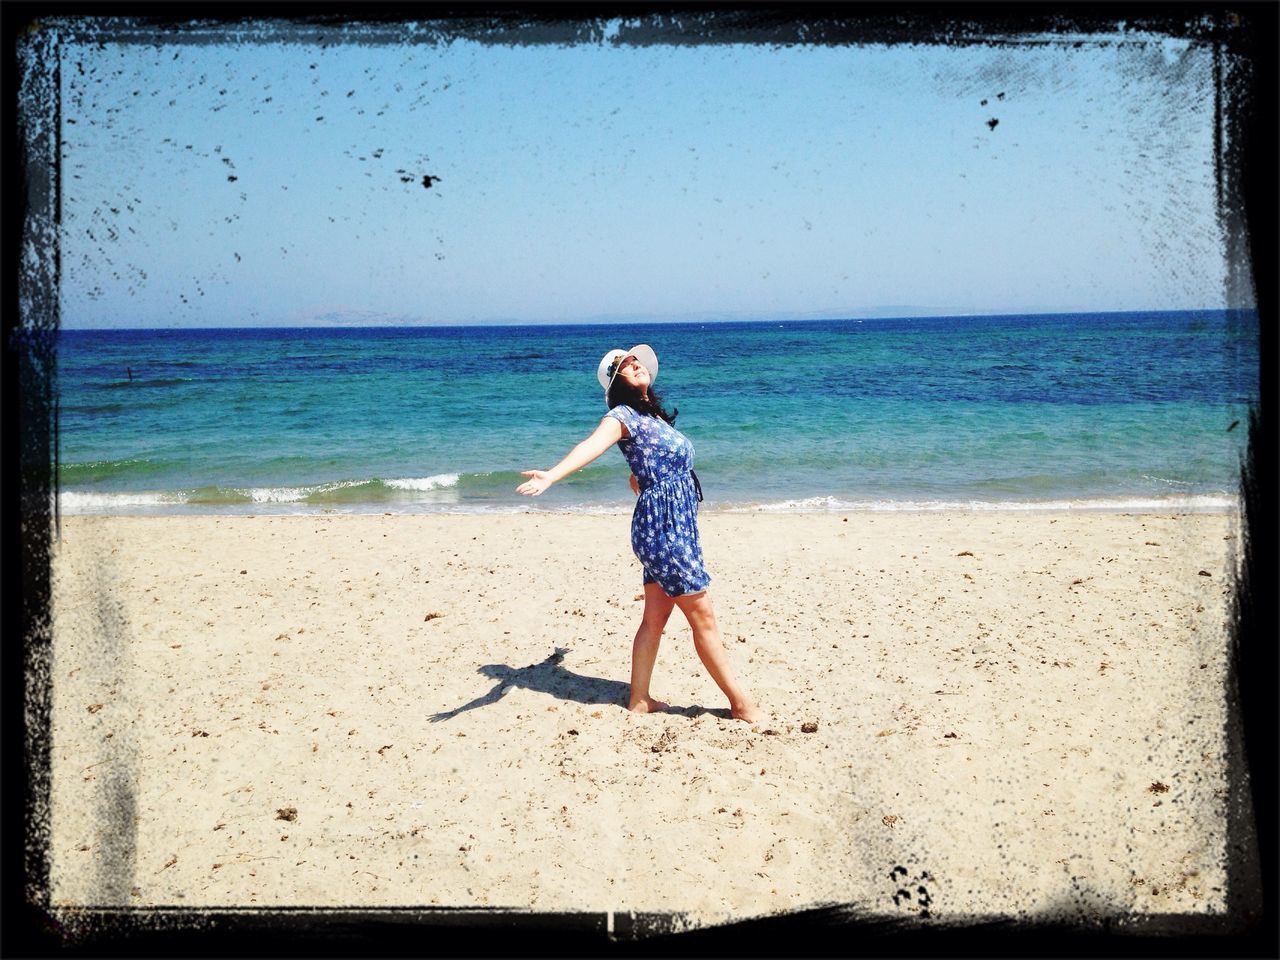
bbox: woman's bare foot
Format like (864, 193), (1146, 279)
(628, 696), (670, 714)
(731, 699), (762, 723)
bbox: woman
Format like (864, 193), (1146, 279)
(516, 344), (761, 723)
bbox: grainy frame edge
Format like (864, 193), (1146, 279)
(12, 10), (60, 952)
(9, 3), (1275, 956)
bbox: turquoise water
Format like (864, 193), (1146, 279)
(54, 311), (1257, 514)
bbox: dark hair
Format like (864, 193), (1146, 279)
(607, 376), (678, 426)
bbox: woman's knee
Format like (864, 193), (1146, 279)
(640, 589), (675, 631)
(641, 607), (672, 632)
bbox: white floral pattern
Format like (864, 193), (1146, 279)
(606, 404), (710, 597)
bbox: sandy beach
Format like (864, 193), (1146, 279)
(46, 509), (1239, 925)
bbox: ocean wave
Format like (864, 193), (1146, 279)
(724, 494), (1239, 513)
(1140, 474), (1194, 487)
(185, 477), (466, 504)
(58, 457), (164, 484)
(303, 480), (398, 504)
(243, 485), (315, 503)
(61, 457), (151, 470)
(220, 479), (390, 504)
(54, 488), (1241, 517)
(384, 473), (460, 491)
(57, 473), (473, 513)
(58, 490), (188, 511)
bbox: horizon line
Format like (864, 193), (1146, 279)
(57, 306), (1252, 333)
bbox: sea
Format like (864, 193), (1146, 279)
(54, 310), (1258, 516)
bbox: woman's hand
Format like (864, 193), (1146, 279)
(514, 417), (624, 498)
(629, 473), (639, 496)
(517, 470), (553, 496)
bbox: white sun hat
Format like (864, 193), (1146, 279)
(596, 343), (659, 397)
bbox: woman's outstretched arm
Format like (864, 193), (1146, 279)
(517, 416), (624, 496)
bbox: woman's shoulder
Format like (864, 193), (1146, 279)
(607, 403), (645, 420)
(605, 404), (639, 434)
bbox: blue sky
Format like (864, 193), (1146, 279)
(55, 24), (1237, 328)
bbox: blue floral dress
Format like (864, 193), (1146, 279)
(605, 404), (709, 597)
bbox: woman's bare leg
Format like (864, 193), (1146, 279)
(629, 582), (676, 713)
(673, 590), (761, 722)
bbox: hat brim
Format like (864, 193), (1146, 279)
(597, 344), (659, 394)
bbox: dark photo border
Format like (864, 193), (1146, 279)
(4, 3), (1275, 956)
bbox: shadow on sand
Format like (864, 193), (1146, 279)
(429, 647), (730, 722)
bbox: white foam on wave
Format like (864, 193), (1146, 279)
(385, 473), (460, 491)
(58, 490), (186, 512)
(242, 486), (311, 503)
(724, 494), (1239, 514)
(238, 478), (382, 502)
(52, 488), (1240, 517)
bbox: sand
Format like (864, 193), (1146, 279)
(46, 509), (1240, 925)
